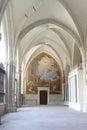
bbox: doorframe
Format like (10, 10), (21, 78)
(38, 87), (50, 105)
(40, 90), (47, 105)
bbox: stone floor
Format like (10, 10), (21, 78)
(0, 106), (87, 130)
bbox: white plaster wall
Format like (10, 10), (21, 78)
(68, 67), (83, 111)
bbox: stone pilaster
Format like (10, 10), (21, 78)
(19, 68), (22, 107)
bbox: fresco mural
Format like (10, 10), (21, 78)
(26, 53), (62, 94)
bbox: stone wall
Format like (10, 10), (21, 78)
(24, 94), (63, 106)
(49, 94), (63, 105)
(24, 94), (38, 106)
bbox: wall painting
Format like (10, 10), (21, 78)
(26, 53), (62, 94)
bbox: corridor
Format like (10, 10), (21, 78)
(0, 106), (87, 130)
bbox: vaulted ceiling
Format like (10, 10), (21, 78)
(2, 0), (87, 70)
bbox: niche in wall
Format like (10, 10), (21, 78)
(26, 53), (62, 94)
(69, 74), (77, 103)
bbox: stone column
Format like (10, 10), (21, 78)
(15, 73), (19, 107)
(15, 69), (22, 107)
(19, 68), (22, 107)
(6, 60), (17, 112)
(64, 64), (70, 102)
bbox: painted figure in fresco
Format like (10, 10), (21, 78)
(27, 81), (37, 94)
(37, 55), (59, 81)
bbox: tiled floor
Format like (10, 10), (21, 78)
(0, 106), (87, 130)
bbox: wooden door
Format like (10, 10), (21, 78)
(40, 90), (47, 105)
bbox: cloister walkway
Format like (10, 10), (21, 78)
(0, 106), (87, 130)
